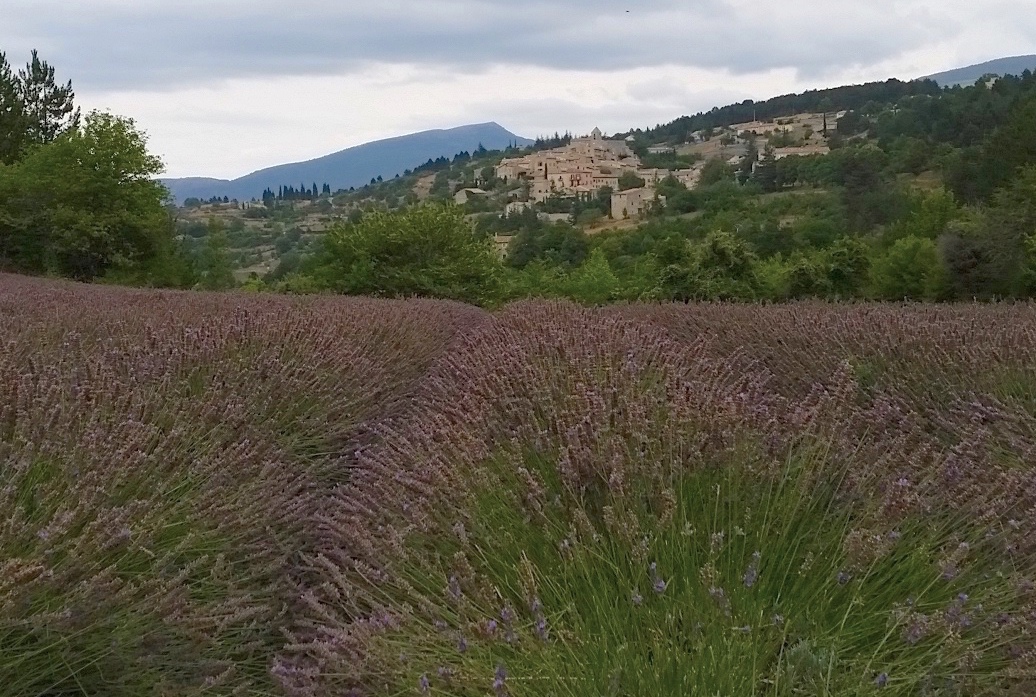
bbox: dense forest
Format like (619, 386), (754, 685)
(623, 78), (944, 144)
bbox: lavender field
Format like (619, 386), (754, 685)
(3, 273), (1036, 696)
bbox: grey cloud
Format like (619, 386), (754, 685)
(0, 0), (1009, 91)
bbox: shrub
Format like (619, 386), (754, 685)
(320, 203), (501, 304)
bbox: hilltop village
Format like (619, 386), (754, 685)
(175, 110), (842, 278)
(481, 112), (837, 220)
(492, 128), (698, 219)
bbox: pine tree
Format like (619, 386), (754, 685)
(0, 51), (25, 164)
(17, 50), (79, 145)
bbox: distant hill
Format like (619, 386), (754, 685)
(161, 122), (532, 203)
(922, 55), (1036, 87)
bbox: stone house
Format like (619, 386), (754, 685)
(773, 145), (831, 159)
(454, 188), (488, 205)
(647, 144), (675, 154)
(611, 187), (663, 220)
(505, 200), (533, 215)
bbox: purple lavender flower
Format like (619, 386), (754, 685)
(447, 575), (462, 601)
(946, 593), (972, 630)
(631, 591), (643, 606)
(875, 672), (888, 687)
(903, 617), (928, 645)
(493, 664), (508, 696)
(419, 674), (430, 694)
(709, 586), (732, 616)
(743, 551), (761, 588)
(649, 562), (667, 594)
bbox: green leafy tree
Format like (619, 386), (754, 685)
(869, 235), (946, 300)
(990, 166), (1036, 295)
(658, 230), (760, 300)
(0, 111), (171, 281)
(825, 236), (871, 297)
(938, 221), (1002, 299)
(698, 157), (735, 187)
(507, 222), (588, 270)
(574, 208), (603, 228)
(943, 166), (1036, 298)
(595, 185), (614, 216)
(502, 260), (566, 300)
(195, 219), (236, 290)
(884, 188), (959, 244)
(976, 98), (1036, 201)
(785, 250), (831, 298)
(617, 170), (646, 191)
(321, 203), (500, 304)
(835, 109), (869, 137)
(562, 248), (620, 304)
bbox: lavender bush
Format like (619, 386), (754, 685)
(3, 274), (1036, 695)
(0, 273), (485, 695)
(282, 302), (1036, 695)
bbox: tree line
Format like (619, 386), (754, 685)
(626, 78), (943, 145)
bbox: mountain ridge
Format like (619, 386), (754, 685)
(922, 54), (1036, 87)
(161, 122), (532, 203)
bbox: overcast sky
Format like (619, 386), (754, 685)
(3, 0), (1034, 178)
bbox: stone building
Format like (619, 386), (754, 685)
(611, 187), (663, 220)
(454, 188), (488, 205)
(496, 128), (688, 215)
